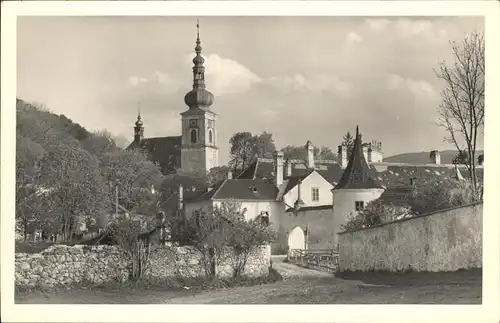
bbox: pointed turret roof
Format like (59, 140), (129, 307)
(334, 126), (383, 190)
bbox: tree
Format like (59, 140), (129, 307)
(229, 132), (255, 172)
(39, 138), (108, 240)
(81, 130), (119, 157)
(16, 133), (46, 240)
(341, 200), (415, 232)
(282, 145), (320, 161)
(229, 132), (276, 172)
(253, 132), (276, 159)
(100, 149), (165, 216)
(453, 150), (469, 165)
(435, 32), (484, 193)
(207, 166), (230, 185)
(318, 146), (336, 160)
(109, 217), (152, 282)
(341, 131), (355, 159)
(410, 176), (481, 214)
(183, 201), (276, 279)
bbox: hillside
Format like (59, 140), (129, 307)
(384, 150), (484, 165)
(16, 97), (91, 143)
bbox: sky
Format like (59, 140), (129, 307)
(17, 16), (484, 165)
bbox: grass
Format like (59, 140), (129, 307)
(15, 267), (481, 304)
(15, 268), (283, 304)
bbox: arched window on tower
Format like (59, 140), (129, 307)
(208, 130), (213, 144)
(190, 129), (197, 144)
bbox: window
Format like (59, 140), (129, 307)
(355, 201), (364, 211)
(190, 129), (197, 143)
(208, 129), (213, 144)
(312, 188), (319, 201)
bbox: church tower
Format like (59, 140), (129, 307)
(133, 111), (144, 145)
(180, 21), (219, 175)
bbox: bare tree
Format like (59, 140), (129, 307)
(435, 32), (484, 192)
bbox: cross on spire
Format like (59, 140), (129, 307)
(197, 18), (200, 40)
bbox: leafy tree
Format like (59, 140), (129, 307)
(341, 200), (415, 232)
(229, 132), (255, 172)
(183, 201), (276, 279)
(453, 150), (469, 165)
(282, 145), (319, 160)
(158, 169), (209, 215)
(410, 176), (481, 214)
(435, 32), (484, 193)
(318, 146), (336, 160)
(207, 166), (230, 185)
(16, 133), (46, 240)
(229, 131), (277, 172)
(253, 132), (276, 159)
(39, 138), (108, 240)
(109, 217), (152, 282)
(99, 149), (165, 216)
(82, 129), (119, 157)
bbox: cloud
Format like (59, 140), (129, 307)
(365, 18), (391, 31)
(184, 53), (262, 95)
(346, 32), (363, 44)
(396, 18), (433, 36)
(267, 73), (353, 97)
(387, 74), (436, 97)
(127, 76), (148, 87)
(126, 71), (182, 97)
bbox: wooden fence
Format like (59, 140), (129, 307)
(288, 249), (339, 273)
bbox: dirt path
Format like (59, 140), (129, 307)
(271, 256), (333, 279)
(16, 258), (482, 304)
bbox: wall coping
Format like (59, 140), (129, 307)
(337, 201), (483, 235)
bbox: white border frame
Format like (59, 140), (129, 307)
(2, 1), (499, 323)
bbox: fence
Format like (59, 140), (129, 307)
(288, 249), (338, 273)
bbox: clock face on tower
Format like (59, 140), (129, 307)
(189, 119), (198, 128)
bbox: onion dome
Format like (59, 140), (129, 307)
(135, 113), (143, 127)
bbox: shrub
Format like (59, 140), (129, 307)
(410, 177), (481, 214)
(179, 201), (276, 279)
(341, 200), (415, 232)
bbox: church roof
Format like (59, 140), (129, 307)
(334, 126), (383, 190)
(127, 136), (181, 175)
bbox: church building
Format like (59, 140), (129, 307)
(127, 23), (219, 176)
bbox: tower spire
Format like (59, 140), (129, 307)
(334, 125), (382, 190)
(183, 19), (214, 108)
(134, 102), (144, 144)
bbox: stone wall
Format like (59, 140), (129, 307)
(337, 202), (482, 272)
(15, 244), (271, 288)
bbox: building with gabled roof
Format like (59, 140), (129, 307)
(127, 22), (219, 176)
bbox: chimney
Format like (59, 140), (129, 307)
(274, 150), (284, 186)
(306, 140), (315, 169)
(286, 159), (292, 177)
(294, 178), (305, 210)
(227, 170), (233, 179)
(430, 150), (441, 165)
(337, 145), (348, 168)
(365, 142), (372, 163)
(178, 184), (184, 211)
